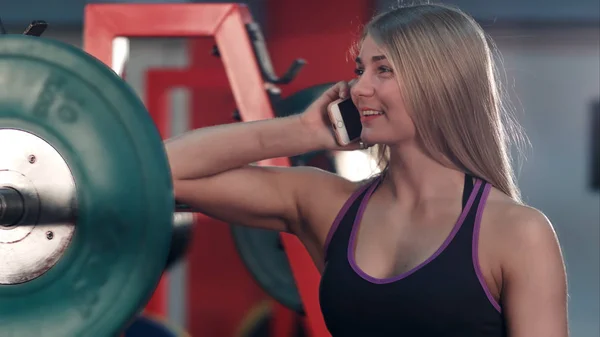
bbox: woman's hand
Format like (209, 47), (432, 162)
(299, 81), (368, 151)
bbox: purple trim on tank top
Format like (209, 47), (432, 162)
(348, 178), (483, 284)
(323, 178), (379, 261)
(472, 183), (502, 313)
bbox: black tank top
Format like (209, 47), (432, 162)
(319, 174), (506, 337)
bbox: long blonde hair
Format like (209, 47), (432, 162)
(358, 3), (527, 203)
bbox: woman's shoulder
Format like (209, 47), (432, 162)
(482, 186), (560, 269)
(484, 186), (552, 232)
(481, 186), (566, 314)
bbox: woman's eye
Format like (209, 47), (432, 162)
(354, 66), (392, 76)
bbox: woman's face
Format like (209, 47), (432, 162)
(350, 35), (416, 146)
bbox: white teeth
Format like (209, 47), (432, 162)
(363, 110), (384, 116)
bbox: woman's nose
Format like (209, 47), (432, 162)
(350, 76), (374, 98)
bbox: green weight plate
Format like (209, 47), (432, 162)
(273, 83), (335, 166)
(230, 225), (304, 313)
(0, 35), (173, 336)
(230, 83), (335, 314)
(273, 82), (335, 118)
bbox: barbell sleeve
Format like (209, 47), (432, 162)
(0, 187), (25, 227)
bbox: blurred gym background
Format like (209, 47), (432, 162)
(2, 0), (598, 336)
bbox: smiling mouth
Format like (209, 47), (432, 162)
(361, 110), (384, 117)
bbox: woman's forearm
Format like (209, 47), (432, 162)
(165, 115), (325, 180)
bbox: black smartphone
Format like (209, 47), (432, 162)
(327, 98), (363, 146)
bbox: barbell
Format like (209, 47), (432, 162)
(0, 34), (191, 336)
(0, 33), (335, 335)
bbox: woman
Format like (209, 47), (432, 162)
(165, 3), (569, 336)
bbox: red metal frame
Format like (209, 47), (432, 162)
(146, 67), (300, 337)
(83, 4), (329, 336)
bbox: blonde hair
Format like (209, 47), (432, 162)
(357, 2), (527, 203)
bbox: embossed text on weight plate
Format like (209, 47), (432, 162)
(31, 73), (82, 124)
(68, 208), (122, 333)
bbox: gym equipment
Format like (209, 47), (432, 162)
(0, 17), (48, 37)
(1, 4), (332, 335)
(0, 34), (185, 337)
(166, 212), (195, 270)
(212, 22), (306, 85)
(230, 83), (336, 314)
(22, 21), (49, 37)
(231, 227), (303, 313)
(124, 314), (191, 337)
(0, 28), (314, 337)
(233, 82), (335, 167)
(209, 8), (334, 314)
(84, 3), (325, 324)
(274, 83), (335, 166)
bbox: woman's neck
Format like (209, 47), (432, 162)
(381, 143), (466, 207)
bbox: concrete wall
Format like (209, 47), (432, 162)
(491, 27), (600, 337)
(376, 0), (600, 23)
(3, 0), (599, 26)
